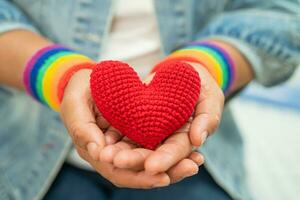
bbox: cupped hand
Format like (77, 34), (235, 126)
(60, 69), (107, 160)
(100, 62), (223, 183)
(60, 61), (224, 187)
(187, 62), (225, 146)
(100, 122), (205, 184)
(60, 69), (170, 188)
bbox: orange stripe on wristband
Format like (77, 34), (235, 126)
(170, 50), (223, 86)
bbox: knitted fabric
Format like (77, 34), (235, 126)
(90, 60), (201, 150)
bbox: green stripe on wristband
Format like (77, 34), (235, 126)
(35, 51), (74, 104)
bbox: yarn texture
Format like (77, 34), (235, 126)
(90, 60), (201, 149)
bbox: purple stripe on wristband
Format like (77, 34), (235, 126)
(199, 42), (234, 93)
(23, 44), (66, 96)
(188, 41), (236, 92)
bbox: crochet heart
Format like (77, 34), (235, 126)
(90, 60), (201, 150)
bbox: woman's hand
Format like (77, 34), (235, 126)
(60, 69), (107, 160)
(60, 61), (224, 187)
(187, 62), (225, 146)
(60, 69), (172, 188)
(100, 62), (224, 183)
(100, 123), (205, 184)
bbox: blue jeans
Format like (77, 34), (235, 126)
(44, 163), (232, 200)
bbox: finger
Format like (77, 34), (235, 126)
(167, 158), (199, 184)
(145, 130), (192, 174)
(108, 168), (170, 189)
(189, 86), (224, 146)
(100, 139), (138, 163)
(61, 96), (105, 149)
(149, 151), (204, 184)
(104, 126), (123, 145)
(77, 145), (170, 189)
(188, 151), (205, 166)
(60, 70), (105, 159)
(113, 148), (152, 170)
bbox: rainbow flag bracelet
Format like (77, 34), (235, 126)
(23, 44), (95, 111)
(153, 40), (236, 94)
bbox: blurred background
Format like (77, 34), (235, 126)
(231, 68), (300, 200)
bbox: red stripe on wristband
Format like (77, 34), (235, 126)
(57, 62), (95, 103)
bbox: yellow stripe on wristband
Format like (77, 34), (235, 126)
(42, 54), (92, 111)
(170, 49), (223, 86)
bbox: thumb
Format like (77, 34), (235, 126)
(60, 69), (106, 160)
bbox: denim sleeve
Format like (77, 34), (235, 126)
(0, 0), (38, 35)
(198, 1), (300, 87)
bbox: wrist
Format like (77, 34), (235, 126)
(208, 40), (254, 93)
(153, 39), (254, 96)
(62, 68), (93, 103)
(23, 44), (95, 111)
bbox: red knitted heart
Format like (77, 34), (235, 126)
(90, 60), (201, 150)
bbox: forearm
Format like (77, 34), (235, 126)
(0, 30), (51, 90)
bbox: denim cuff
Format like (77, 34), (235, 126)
(0, 21), (39, 35)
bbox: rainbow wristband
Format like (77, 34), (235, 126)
(23, 44), (94, 111)
(153, 41), (235, 94)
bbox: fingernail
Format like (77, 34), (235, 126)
(198, 154), (205, 166)
(154, 178), (170, 187)
(176, 174), (195, 183)
(190, 152), (205, 166)
(190, 169), (199, 176)
(154, 181), (169, 187)
(154, 175), (170, 187)
(201, 131), (208, 145)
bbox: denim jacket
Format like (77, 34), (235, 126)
(0, 0), (299, 199)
